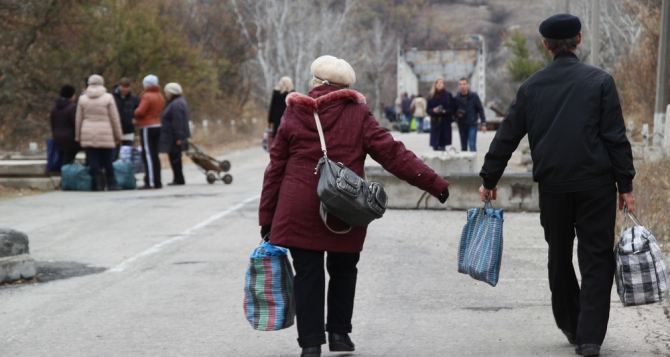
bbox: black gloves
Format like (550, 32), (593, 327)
(438, 188), (450, 203)
(260, 225), (271, 241)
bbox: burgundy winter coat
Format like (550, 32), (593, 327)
(259, 85), (450, 253)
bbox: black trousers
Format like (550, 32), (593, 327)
(86, 148), (115, 190)
(539, 185), (617, 345)
(168, 148), (185, 184)
(289, 248), (360, 348)
(60, 149), (78, 165)
(140, 127), (162, 188)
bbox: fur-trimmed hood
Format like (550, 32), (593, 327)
(284, 86), (367, 131)
(286, 87), (366, 111)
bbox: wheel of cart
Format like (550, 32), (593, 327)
(219, 160), (231, 172)
(222, 174), (233, 185)
(206, 171), (217, 184)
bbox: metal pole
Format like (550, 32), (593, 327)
(654, 0), (670, 145)
(590, 0), (600, 67)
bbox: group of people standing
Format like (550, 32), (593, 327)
(49, 74), (191, 190)
(396, 77), (487, 152)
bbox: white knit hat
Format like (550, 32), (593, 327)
(88, 74), (104, 86)
(164, 82), (183, 96)
(142, 74), (159, 88)
(310, 55), (356, 87)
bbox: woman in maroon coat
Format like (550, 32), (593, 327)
(259, 55), (450, 357)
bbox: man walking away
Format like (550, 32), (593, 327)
(159, 83), (191, 186)
(113, 77), (139, 147)
(50, 85), (80, 166)
(478, 14), (635, 357)
(454, 77), (486, 152)
(134, 74), (165, 189)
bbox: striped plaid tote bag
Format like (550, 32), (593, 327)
(615, 208), (668, 306)
(244, 242), (295, 331)
(458, 201), (504, 287)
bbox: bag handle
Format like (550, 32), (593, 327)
(623, 206), (643, 227)
(320, 203), (352, 235)
(313, 112), (327, 158)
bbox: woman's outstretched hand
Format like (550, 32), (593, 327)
(479, 185), (497, 202)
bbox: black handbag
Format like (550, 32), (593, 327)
(312, 112), (387, 234)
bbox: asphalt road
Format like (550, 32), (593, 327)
(1, 137), (669, 357)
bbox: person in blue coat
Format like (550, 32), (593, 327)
(427, 78), (456, 151)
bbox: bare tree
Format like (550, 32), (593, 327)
(231, 0), (359, 103)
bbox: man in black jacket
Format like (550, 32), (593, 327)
(479, 14), (635, 357)
(454, 77), (486, 152)
(113, 77), (140, 147)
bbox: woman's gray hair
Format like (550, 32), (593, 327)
(275, 76), (294, 94)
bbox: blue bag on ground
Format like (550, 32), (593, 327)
(46, 139), (62, 173)
(60, 163), (91, 191)
(113, 160), (137, 190)
(458, 201), (504, 287)
(244, 241), (295, 331)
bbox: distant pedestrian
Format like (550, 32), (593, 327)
(259, 55), (450, 357)
(268, 76), (294, 137)
(410, 94), (427, 133)
(113, 77), (140, 147)
(159, 83), (191, 186)
(50, 85), (80, 166)
(134, 74), (165, 189)
(479, 14), (635, 357)
(454, 77), (486, 152)
(400, 91), (412, 124)
(427, 78), (455, 151)
(75, 74), (123, 191)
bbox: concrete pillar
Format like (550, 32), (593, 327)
(664, 104), (670, 155)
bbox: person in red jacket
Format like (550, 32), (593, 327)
(134, 74), (165, 189)
(259, 55), (450, 357)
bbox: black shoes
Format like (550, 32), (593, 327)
(575, 344), (600, 356)
(328, 332), (355, 352)
(300, 346), (321, 357)
(562, 330), (577, 345)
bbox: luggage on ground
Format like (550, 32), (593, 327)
(113, 160), (137, 190)
(244, 241), (295, 331)
(119, 145), (144, 174)
(60, 163), (92, 191)
(615, 208), (668, 306)
(458, 201), (504, 287)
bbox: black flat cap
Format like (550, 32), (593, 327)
(539, 14), (581, 39)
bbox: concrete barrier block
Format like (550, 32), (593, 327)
(366, 166), (539, 212)
(420, 151), (477, 175)
(0, 254), (37, 282)
(0, 228), (30, 257)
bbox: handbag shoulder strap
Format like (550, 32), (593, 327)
(313, 112), (327, 157)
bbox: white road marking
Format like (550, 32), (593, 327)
(109, 194), (260, 273)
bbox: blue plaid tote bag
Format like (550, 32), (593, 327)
(615, 208), (668, 306)
(458, 201), (504, 287)
(244, 242), (295, 331)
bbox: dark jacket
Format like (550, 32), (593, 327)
(259, 85), (450, 253)
(480, 52), (635, 193)
(427, 90), (455, 123)
(50, 98), (79, 152)
(268, 90), (290, 136)
(454, 91), (486, 126)
(159, 96), (191, 153)
(113, 87), (140, 135)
